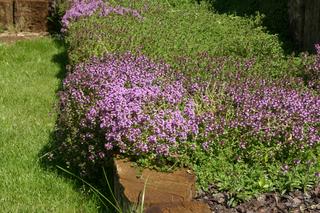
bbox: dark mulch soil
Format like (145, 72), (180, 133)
(196, 185), (320, 213)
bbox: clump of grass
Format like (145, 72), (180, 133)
(58, 166), (149, 213)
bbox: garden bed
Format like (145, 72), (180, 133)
(49, 0), (320, 211)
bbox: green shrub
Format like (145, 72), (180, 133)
(202, 0), (295, 51)
(65, 0), (288, 78)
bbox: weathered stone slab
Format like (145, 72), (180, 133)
(113, 158), (197, 211)
(14, 0), (50, 32)
(145, 201), (211, 213)
(0, 0), (13, 30)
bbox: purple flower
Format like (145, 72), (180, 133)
(281, 164), (289, 173)
(148, 135), (157, 144)
(61, 0), (143, 32)
(239, 141), (247, 149)
(98, 152), (105, 159)
(225, 76), (320, 150)
(104, 142), (113, 150)
(202, 142), (209, 151)
(88, 154), (95, 162)
(293, 159), (301, 165)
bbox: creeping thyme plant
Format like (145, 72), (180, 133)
(61, 0), (142, 32)
(52, 0), (320, 204)
(58, 53), (200, 170)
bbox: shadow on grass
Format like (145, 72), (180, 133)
(39, 130), (117, 212)
(50, 37), (68, 90)
(38, 37), (118, 213)
(202, 0), (298, 55)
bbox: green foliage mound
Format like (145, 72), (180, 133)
(58, 0), (320, 206)
(65, 0), (288, 78)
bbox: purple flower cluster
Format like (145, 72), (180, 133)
(60, 53), (198, 162)
(225, 77), (320, 149)
(61, 0), (142, 32)
(57, 48), (320, 174)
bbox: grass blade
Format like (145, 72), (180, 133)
(57, 165), (122, 212)
(102, 166), (121, 210)
(140, 176), (149, 213)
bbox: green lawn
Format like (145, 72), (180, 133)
(0, 38), (99, 212)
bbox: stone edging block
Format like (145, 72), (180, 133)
(113, 158), (211, 212)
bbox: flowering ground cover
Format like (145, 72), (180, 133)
(50, 0), (320, 208)
(57, 52), (199, 172)
(64, 0), (287, 78)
